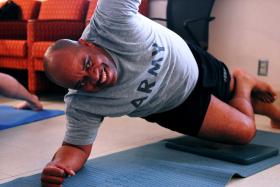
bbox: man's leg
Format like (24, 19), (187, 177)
(197, 69), (278, 144)
(239, 70), (280, 128)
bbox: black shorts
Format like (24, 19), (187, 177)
(142, 43), (231, 136)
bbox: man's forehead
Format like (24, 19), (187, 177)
(48, 51), (75, 76)
(51, 48), (80, 65)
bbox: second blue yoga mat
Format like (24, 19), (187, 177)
(0, 105), (64, 130)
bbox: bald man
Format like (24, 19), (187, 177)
(41, 0), (280, 186)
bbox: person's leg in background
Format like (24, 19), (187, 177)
(0, 73), (42, 111)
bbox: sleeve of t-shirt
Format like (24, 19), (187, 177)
(81, 0), (147, 54)
(63, 100), (103, 146)
(97, 0), (141, 19)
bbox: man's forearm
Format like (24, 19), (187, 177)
(50, 143), (92, 173)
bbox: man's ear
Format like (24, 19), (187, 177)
(79, 39), (94, 47)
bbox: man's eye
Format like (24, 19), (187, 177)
(85, 57), (92, 70)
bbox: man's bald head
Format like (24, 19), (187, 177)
(43, 39), (82, 88)
(43, 39), (118, 92)
(43, 39), (79, 74)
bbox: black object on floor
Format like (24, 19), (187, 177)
(165, 135), (279, 165)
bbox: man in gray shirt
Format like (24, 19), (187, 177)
(41, 0), (280, 186)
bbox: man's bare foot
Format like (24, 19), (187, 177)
(251, 77), (277, 103)
(233, 68), (277, 103)
(271, 120), (280, 129)
(232, 69), (279, 129)
(252, 74), (277, 103)
(251, 98), (280, 129)
(232, 69), (256, 99)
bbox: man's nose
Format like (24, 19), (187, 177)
(87, 68), (100, 83)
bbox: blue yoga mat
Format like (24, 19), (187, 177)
(0, 105), (64, 130)
(1, 131), (280, 187)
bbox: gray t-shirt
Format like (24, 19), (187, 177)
(64, 0), (199, 145)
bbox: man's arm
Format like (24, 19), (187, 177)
(0, 73), (43, 111)
(42, 83), (102, 186)
(41, 142), (92, 187)
(97, 0), (141, 18)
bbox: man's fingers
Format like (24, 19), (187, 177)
(41, 175), (64, 185)
(41, 165), (67, 187)
(41, 163), (75, 187)
(41, 182), (62, 187)
(54, 164), (76, 176)
(42, 166), (65, 177)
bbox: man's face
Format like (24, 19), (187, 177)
(49, 41), (118, 92)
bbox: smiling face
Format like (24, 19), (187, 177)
(44, 39), (118, 92)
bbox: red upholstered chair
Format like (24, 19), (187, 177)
(28, 0), (89, 93)
(27, 0), (148, 93)
(85, 0), (98, 26)
(0, 0), (40, 72)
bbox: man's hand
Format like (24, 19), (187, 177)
(41, 162), (75, 187)
(41, 143), (92, 187)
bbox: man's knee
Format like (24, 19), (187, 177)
(236, 118), (256, 144)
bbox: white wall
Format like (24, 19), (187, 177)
(209, 0), (280, 90)
(149, 0), (168, 26)
(150, 0), (280, 91)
